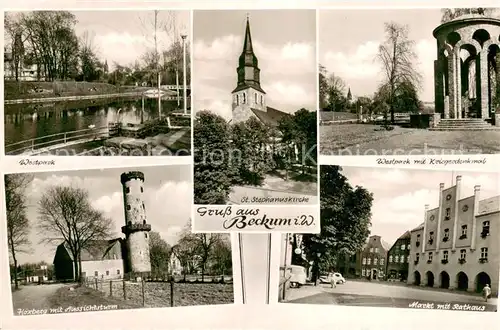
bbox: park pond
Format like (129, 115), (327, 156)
(4, 96), (183, 153)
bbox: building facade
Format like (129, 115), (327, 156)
(231, 17), (289, 126)
(386, 231), (411, 282)
(336, 235), (390, 280)
(407, 175), (500, 295)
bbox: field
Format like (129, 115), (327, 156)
(85, 280), (234, 308)
(320, 123), (500, 155)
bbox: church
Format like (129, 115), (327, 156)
(53, 171), (152, 282)
(230, 17), (290, 126)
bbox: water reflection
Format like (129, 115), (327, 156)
(4, 97), (178, 145)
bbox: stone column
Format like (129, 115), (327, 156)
(471, 185), (480, 251)
(455, 49), (462, 119)
(447, 50), (457, 119)
(422, 204), (429, 254)
(479, 49), (490, 119)
(452, 175), (462, 252)
(436, 183), (444, 252)
(434, 59), (444, 115)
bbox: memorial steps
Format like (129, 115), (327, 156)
(429, 118), (500, 131)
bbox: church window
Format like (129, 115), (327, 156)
(254, 92), (257, 104)
(243, 92), (246, 104)
(260, 95), (263, 105)
(236, 94), (239, 105)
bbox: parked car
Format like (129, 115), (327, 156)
(289, 265), (307, 288)
(319, 272), (346, 284)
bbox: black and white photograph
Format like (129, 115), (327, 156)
(4, 10), (191, 156)
(279, 166), (499, 312)
(319, 8), (500, 156)
(193, 10), (318, 205)
(4, 165), (234, 316)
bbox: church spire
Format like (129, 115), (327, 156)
(242, 15), (253, 53)
(233, 15), (265, 94)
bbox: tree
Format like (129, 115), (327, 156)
(191, 233), (224, 282)
(278, 109), (317, 175)
(4, 13), (26, 81)
(194, 111), (233, 204)
(149, 231), (171, 280)
(377, 22), (422, 123)
(325, 72), (348, 112)
(440, 8), (497, 22)
(79, 31), (100, 82)
(210, 237), (232, 276)
(301, 166), (373, 282)
(231, 116), (273, 185)
(318, 64), (329, 110)
(173, 235), (198, 281)
(21, 11), (80, 81)
(37, 186), (113, 282)
(5, 173), (34, 290)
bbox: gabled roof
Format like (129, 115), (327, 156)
(397, 230), (411, 240)
(251, 106), (290, 127)
(57, 238), (123, 262)
(380, 239), (391, 251)
(411, 222), (425, 232)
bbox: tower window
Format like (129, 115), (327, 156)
(254, 92), (257, 104)
(236, 94), (239, 105)
(260, 95), (263, 105)
(106, 270), (109, 276)
(140, 187), (143, 193)
(242, 92), (246, 104)
(117, 269), (120, 275)
(145, 233), (148, 238)
(127, 204), (131, 211)
(127, 221), (131, 225)
(143, 220), (146, 224)
(125, 187), (130, 194)
(445, 208), (451, 219)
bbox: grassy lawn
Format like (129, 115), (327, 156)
(94, 281), (234, 309)
(48, 285), (141, 313)
(320, 123), (500, 155)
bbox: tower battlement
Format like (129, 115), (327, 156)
(120, 171), (145, 185)
(121, 223), (152, 235)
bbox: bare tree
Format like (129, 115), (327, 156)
(191, 233), (223, 282)
(377, 22), (422, 123)
(4, 13), (26, 81)
(37, 186), (112, 282)
(5, 173), (34, 289)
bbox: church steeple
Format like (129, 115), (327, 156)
(232, 16), (265, 94)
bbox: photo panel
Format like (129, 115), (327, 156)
(192, 9), (319, 232)
(278, 165), (499, 313)
(4, 10), (191, 157)
(318, 8), (500, 157)
(2, 164), (236, 317)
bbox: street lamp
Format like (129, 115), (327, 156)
(181, 34), (188, 116)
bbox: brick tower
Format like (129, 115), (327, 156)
(120, 171), (151, 280)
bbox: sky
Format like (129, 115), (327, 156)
(12, 165), (192, 264)
(319, 9), (443, 103)
(5, 10), (190, 70)
(339, 167), (500, 247)
(193, 10), (317, 120)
